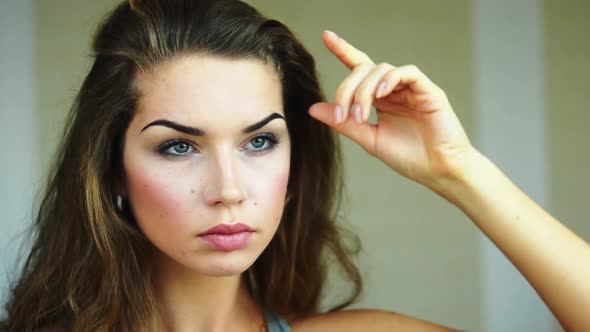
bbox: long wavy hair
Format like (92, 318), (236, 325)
(1, 0), (362, 330)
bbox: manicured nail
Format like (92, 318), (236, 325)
(376, 81), (386, 98)
(334, 105), (343, 123)
(352, 104), (362, 124)
(324, 30), (338, 39)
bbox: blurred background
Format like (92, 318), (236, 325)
(1, 0), (588, 331)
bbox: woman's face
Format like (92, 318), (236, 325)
(122, 55), (290, 276)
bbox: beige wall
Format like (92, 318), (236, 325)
(36, 0), (120, 170)
(545, 0), (590, 244)
(31, 0), (589, 331)
(544, 4), (590, 332)
(545, 4), (590, 328)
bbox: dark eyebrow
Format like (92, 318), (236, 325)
(141, 119), (205, 136)
(242, 113), (285, 133)
(140, 112), (286, 135)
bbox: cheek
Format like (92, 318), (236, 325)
(266, 168), (290, 204)
(125, 161), (201, 232)
(245, 156), (290, 212)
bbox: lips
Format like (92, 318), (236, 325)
(198, 223), (254, 235)
(197, 223), (254, 251)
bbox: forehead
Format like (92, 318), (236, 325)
(131, 55), (284, 133)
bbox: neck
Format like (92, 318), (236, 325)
(152, 253), (264, 332)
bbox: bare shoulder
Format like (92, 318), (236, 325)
(290, 309), (461, 332)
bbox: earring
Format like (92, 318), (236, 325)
(116, 194), (124, 211)
(284, 193), (293, 205)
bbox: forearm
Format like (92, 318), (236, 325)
(437, 149), (590, 331)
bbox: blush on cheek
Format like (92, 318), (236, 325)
(128, 169), (190, 229)
(269, 167), (290, 208)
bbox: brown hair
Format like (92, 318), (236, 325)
(1, 0), (362, 330)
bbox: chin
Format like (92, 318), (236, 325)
(196, 262), (253, 277)
(201, 267), (249, 277)
(185, 251), (257, 277)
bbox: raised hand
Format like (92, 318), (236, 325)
(309, 31), (474, 188)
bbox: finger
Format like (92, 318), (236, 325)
(308, 102), (377, 153)
(352, 62), (396, 123)
(378, 65), (435, 96)
(322, 30), (374, 70)
(333, 62), (375, 123)
(385, 89), (410, 105)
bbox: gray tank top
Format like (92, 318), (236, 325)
(264, 310), (291, 332)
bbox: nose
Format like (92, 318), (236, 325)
(203, 151), (247, 206)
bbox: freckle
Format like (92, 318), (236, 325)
(190, 189), (195, 194)
(254, 202), (258, 206)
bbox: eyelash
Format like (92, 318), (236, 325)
(157, 132), (281, 159)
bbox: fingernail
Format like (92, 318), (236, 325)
(334, 105), (343, 123)
(376, 81), (386, 98)
(352, 104), (362, 124)
(325, 30), (338, 39)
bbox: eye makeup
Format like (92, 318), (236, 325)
(241, 132), (280, 155)
(156, 137), (198, 159)
(156, 131), (281, 160)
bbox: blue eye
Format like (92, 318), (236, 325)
(157, 133), (280, 159)
(244, 133), (279, 153)
(158, 139), (195, 158)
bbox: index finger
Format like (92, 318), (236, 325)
(322, 30), (374, 70)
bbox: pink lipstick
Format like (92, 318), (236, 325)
(197, 223), (253, 251)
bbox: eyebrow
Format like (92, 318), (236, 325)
(140, 112), (286, 136)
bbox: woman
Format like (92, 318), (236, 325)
(2, 0), (589, 331)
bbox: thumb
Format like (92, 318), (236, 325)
(308, 102), (376, 152)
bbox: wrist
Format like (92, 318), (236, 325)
(427, 148), (490, 204)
